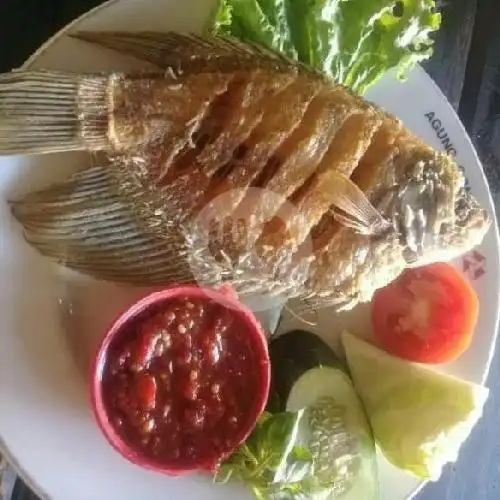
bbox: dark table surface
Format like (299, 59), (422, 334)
(1, 0), (499, 499)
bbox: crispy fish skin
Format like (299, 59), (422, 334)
(2, 32), (492, 309)
(302, 145), (490, 309)
(0, 70), (234, 156)
(9, 166), (307, 296)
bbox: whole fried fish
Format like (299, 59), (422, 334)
(1, 32), (490, 309)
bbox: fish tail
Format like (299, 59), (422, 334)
(0, 70), (110, 155)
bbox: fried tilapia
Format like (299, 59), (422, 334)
(1, 32), (491, 309)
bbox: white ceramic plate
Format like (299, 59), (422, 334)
(0, 1), (498, 499)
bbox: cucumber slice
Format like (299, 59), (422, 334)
(269, 331), (379, 499)
(287, 367), (379, 500)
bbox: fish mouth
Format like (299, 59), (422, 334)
(384, 154), (492, 267)
(451, 187), (491, 245)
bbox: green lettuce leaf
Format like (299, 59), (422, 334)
(209, 0), (441, 95)
(215, 410), (332, 499)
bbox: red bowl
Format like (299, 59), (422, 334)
(90, 284), (270, 476)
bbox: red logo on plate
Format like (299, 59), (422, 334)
(462, 251), (486, 280)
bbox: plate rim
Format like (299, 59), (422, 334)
(1, 1), (498, 499)
(412, 64), (500, 387)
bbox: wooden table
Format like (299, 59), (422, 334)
(1, 0), (499, 499)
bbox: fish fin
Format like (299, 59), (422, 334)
(0, 71), (109, 155)
(11, 166), (195, 286)
(323, 171), (390, 235)
(286, 293), (355, 317)
(72, 31), (231, 68)
(72, 31), (318, 77)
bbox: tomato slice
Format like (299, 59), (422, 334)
(371, 263), (479, 363)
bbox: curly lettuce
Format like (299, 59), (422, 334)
(209, 0), (441, 95)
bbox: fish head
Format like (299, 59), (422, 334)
(388, 152), (491, 267)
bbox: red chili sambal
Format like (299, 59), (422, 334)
(101, 297), (260, 467)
